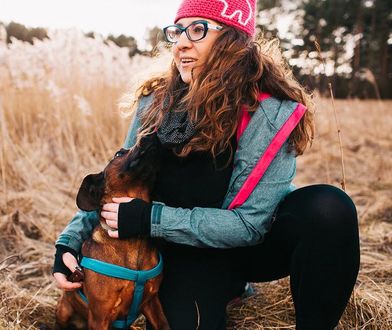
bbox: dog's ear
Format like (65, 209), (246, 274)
(76, 172), (104, 211)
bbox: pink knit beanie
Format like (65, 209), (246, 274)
(174, 0), (257, 37)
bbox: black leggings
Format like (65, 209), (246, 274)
(147, 184), (360, 330)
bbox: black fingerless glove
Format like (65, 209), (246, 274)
(52, 245), (78, 276)
(117, 198), (152, 239)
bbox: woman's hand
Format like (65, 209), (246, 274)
(101, 197), (134, 238)
(53, 252), (82, 291)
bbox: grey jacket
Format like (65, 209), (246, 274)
(56, 94), (298, 250)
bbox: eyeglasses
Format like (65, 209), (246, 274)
(163, 20), (223, 43)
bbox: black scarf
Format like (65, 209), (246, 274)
(156, 92), (197, 149)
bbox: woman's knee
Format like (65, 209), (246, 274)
(285, 184), (358, 234)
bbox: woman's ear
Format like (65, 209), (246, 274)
(76, 172), (104, 211)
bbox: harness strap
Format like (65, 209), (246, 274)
(230, 93), (307, 209)
(80, 254), (163, 281)
(79, 254), (163, 329)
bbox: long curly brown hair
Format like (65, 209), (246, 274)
(133, 26), (314, 162)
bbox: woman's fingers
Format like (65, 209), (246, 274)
(108, 230), (119, 238)
(53, 272), (82, 291)
(112, 197), (133, 203)
(101, 197), (133, 239)
(101, 203), (119, 212)
(55, 253), (83, 290)
(101, 211), (118, 221)
(105, 219), (118, 229)
(101, 203), (119, 221)
(101, 198), (134, 222)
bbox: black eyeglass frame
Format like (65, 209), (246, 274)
(163, 20), (223, 43)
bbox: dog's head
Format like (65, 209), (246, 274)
(76, 133), (160, 211)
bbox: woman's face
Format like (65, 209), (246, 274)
(172, 17), (222, 84)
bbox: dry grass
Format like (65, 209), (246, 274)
(1, 32), (391, 329)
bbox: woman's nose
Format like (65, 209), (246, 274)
(176, 31), (192, 49)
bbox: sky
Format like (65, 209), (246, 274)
(0, 0), (183, 48)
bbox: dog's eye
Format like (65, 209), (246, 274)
(113, 149), (127, 159)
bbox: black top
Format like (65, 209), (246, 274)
(151, 136), (237, 258)
(152, 136), (237, 209)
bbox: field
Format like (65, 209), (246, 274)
(0, 30), (391, 329)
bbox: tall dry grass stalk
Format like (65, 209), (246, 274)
(0, 30), (391, 329)
(0, 97), (8, 205)
(314, 40), (347, 191)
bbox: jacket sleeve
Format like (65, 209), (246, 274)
(55, 94), (153, 252)
(149, 140), (296, 248)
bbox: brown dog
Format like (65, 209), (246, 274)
(56, 134), (170, 330)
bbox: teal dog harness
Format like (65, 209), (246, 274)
(78, 254), (163, 329)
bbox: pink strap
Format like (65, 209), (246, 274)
(229, 102), (307, 210)
(236, 93), (272, 142)
(236, 105), (251, 142)
(258, 92), (272, 101)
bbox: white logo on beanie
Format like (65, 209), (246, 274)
(218, 0), (253, 26)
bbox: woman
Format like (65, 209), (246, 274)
(53, 0), (360, 329)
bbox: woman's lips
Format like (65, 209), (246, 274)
(179, 59), (197, 68)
